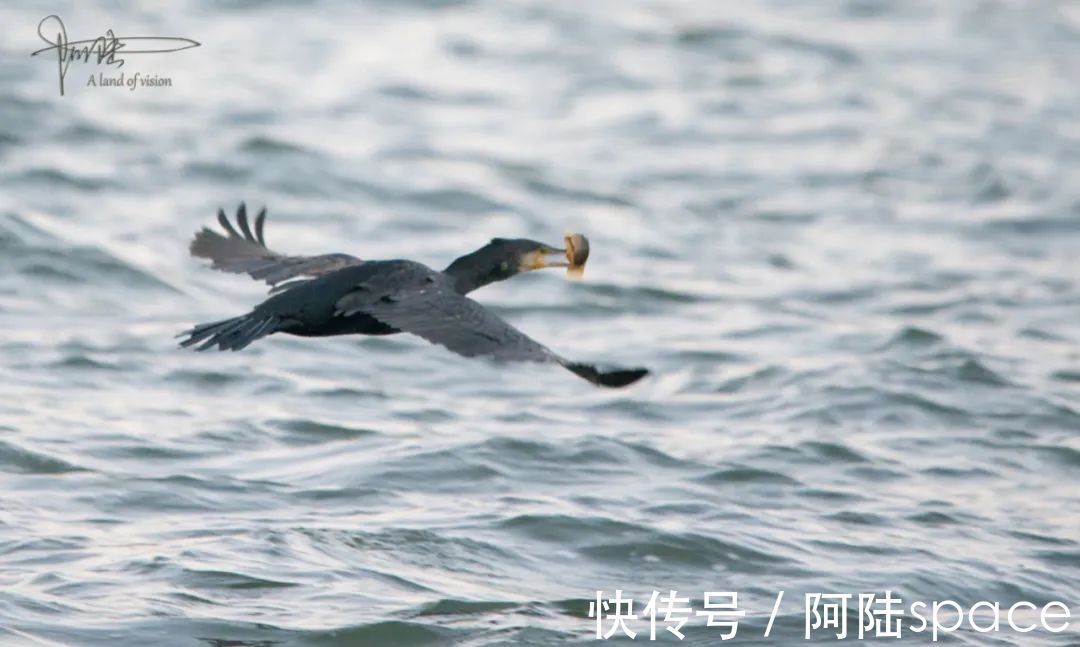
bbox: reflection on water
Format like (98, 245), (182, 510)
(0, 0), (1078, 644)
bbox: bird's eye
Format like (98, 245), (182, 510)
(500, 261), (511, 271)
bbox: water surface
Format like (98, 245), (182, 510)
(1, 0), (1078, 644)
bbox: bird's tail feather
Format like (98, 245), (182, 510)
(178, 313), (280, 352)
(565, 362), (649, 388)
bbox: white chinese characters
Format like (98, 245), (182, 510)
(590, 590), (751, 641)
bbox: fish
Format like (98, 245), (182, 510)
(564, 233), (589, 278)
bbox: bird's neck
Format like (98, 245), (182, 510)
(443, 251), (497, 294)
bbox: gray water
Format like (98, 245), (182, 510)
(1, 1), (1079, 645)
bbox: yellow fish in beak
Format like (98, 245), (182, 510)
(564, 233), (589, 278)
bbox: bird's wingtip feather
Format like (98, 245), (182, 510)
(566, 362), (649, 388)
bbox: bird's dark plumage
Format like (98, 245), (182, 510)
(180, 205), (648, 388)
(190, 203), (363, 292)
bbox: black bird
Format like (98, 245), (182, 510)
(179, 205), (648, 388)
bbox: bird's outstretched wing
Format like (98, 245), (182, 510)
(335, 264), (647, 387)
(190, 203), (363, 292)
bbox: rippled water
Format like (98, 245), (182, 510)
(1, 1), (1079, 645)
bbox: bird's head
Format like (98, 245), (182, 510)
(444, 235), (590, 293)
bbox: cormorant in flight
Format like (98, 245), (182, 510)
(178, 205), (647, 388)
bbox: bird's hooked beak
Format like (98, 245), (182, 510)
(520, 234), (590, 277)
(522, 246), (570, 270)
